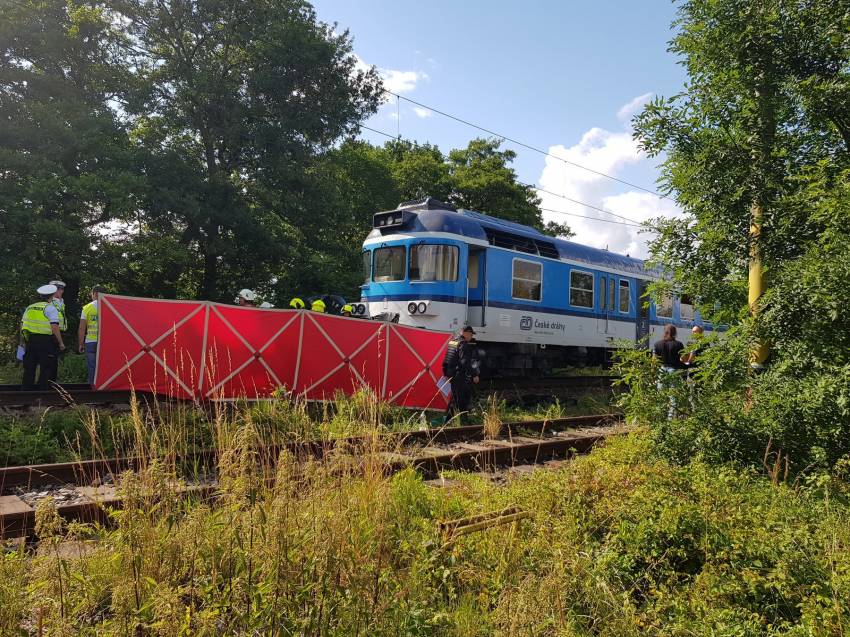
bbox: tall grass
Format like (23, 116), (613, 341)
(1, 392), (849, 635)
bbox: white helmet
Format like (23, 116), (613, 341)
(259, 302), (273, 308)
(236, 288), (257, 302)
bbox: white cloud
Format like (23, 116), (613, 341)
(412, 106), (432, 118)
(381, 69), (428, 94)
(536, 94), (680, 259)
(354, 54), (428, 98)
(616, 92), (653, 122)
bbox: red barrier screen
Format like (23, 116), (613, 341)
(95, 295), (451, 409)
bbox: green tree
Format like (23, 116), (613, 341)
(0, 0), (143, 339)
(633, 0), (850, 319)
(119, 0), (383, 301)
(621, 0), (850, 472)
(282, 140), (399, 299)
(447, 138), (543, 228)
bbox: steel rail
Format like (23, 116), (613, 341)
(0, 413), (621, 538)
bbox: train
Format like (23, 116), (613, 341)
(358, 197), (711, 376)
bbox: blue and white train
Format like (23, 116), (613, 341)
(359, 198), (710, 375)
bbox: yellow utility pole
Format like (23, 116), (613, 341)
(748, 200), (768, 368)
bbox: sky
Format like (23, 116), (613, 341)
(310, 0), (688, 258)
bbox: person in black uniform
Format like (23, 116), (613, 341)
(442, 325), (481, 424)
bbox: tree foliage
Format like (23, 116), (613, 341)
(0, 0), (555, 345)
(622, 0), (850, 473)
(634, 0), (850, 318)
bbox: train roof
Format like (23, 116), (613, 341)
(367, 198), (656, 277)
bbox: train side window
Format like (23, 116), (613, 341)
(608, 278), (615, 311)
(680, 295), (695, 321)
(361, 250), (371, 284)
(373, 246), (406, 282)
(619, 280), (630, 313)
(512, 259), (542, 301)
(656, 294), (673, 318)
(569, 270), (594, 308)
(409, 244), (459, 281)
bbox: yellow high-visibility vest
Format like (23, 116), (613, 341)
(289, 297), (305, 309)
(82, 301), (99, 342)
(52, 299), (67, 331)
(21, 302), (52, 336)
(311, 299), (326, 312)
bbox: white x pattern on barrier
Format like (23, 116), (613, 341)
(96, 297), (202, 396)
(204, 307), (300, 397)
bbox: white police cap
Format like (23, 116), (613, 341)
(37, 284), (58, 295)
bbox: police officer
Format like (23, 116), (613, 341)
(49, 280), (68, 332)
(235, 289), (257, 306)
(20, 284), (66, 390)
(78, 285), (105, 386)
(442, 325), (481, 424)
(289, 297), (305, 310)
(311, 298), (326, 313)
(341, 304), (353, 317)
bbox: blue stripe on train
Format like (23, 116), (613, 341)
(364, 293), (715, 332)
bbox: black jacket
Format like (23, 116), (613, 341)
(442, 337), (480, 381)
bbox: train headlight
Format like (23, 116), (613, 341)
(407, 302), (418, 314)
(417, 301), (427, 314)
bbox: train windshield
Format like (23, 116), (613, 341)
(409, 244), (459, 281)
(373, 246), (406, 282)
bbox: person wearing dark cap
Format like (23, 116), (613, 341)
(78, 285), (106, 386)
(20, 284), (66, 389)
(442, 325), (481, 424)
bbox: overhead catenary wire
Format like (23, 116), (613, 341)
(358, 124), (651, 230)
(382, 89), (666, 200)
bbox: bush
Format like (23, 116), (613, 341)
(614, 326), (850, 476)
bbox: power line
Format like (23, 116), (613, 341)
(526, 184), (643, 225)
(382, 89), (665, 199)
(539, 207), (643, 229)
(357, 124), (651, 230)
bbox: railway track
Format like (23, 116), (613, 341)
(0, 413), (623, 538)
(0, 375), (619, 410)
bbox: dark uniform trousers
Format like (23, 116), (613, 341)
(446, 378), (474, 424)
(22, 334), (59, 390)
(443, 337), (478, 425)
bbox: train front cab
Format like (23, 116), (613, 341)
(361, 237), (471, 332)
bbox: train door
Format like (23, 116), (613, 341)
(597, 273), (615, 334)
(635, 279), (650, 346)
(466, 248), (486, 326)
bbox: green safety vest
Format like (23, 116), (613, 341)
(52, 299), (67, 331)
(82, 301), (98, 342)
(21, 302), (53, 336)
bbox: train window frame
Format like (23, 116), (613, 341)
(511, 257), (543, 302)
(680, 294), (695, 321)
(409, 244), (459, 282)
(361, 250), (371, 284)
(372, 246), (406, 282)
(619, 279), (630, 314)
(569, 270), (594, 309)
(656, 294), (673, 318)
